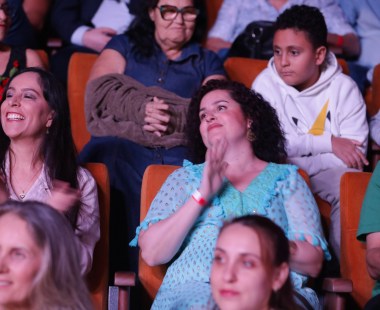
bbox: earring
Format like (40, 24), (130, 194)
(271, 289), (280, 308)
(247, 128), (255, 142)
(46, 127), (50, 135)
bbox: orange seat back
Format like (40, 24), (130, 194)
(68, 53), (98, 152)
(340, 172), (374, 308)
(224, 57), (350, 88)
(84, 163), (110, 310)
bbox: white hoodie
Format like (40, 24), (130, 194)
(253, 52), (368, 176)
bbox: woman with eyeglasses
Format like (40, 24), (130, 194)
(0, 0), (44, 97)
(79, 0), (225, 275)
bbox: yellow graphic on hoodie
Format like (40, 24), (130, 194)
(308, 100), (329, 136)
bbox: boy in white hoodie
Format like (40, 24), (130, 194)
(253, 5), (369, 260)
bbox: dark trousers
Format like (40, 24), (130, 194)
(78, 136), (188, 276)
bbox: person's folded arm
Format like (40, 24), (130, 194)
(89, 49), (126, 81)
(139, 197), (204, 266)
(23, 0), (50, 30)
(289, 240), (323, 277)
(366, 232), (380, 280)
(281, 168), (330, 277)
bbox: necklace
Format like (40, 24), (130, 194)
(11, 165), (43, 200)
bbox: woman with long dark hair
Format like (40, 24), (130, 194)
(0, 67), (99, 275)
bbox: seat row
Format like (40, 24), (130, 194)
(58, 52), (380, 309)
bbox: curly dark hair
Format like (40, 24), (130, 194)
(126, 0), (207, 58)
(186, 79), (287, 164)
(275, 5), (328, 50)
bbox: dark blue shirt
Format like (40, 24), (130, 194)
(105, 35), (225, 98)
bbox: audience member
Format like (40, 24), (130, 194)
(338, 0), (380, 94)
(50, 0), (137, 85)
(357, 162), (380, 310)
(0, 67), (100, 275)
(132, 80), (329, 309)
(4, 0), (51, 48)
(252, 5), (368, 260)
(79, 0), (225, 275)
(0, 200), (93, 310)
(338, 0), (380, 147)
(0, 0), (44, 96)
(206, 0), (360, 60)
(211, 215), (298, 310)
(370, 113), (380, 147)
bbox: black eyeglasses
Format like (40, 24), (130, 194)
(157, 5), (199, 21)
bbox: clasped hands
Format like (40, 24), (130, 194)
(144, 97), (173, 137)
(198, 139), (229, 202)
(331, 135), (369, 170)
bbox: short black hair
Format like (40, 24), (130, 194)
(126, 0), (206, 58)
(275, 5), (328, 49)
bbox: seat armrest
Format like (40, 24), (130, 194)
(114, 271), (136, 287)
(322, 277), (353, 293)
(114, 272), (136, 310)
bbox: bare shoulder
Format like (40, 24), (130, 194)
(25, 49), (46, 68)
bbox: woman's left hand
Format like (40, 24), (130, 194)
(143, 97), (173, 136)
(47, 180), (81, 213)
(289, 240), (323, 277)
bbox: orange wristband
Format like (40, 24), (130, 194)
(336, 35), (344, 48)
(192, 190), (207, 206)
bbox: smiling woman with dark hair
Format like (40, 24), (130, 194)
(0, 67), (100, 275)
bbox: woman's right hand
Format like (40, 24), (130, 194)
(199, 138), (228, 200)
(47, 180), (81, 213)
(83, 27), (117, 52)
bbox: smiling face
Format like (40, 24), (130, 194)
(0, 0), (10, 41)
(149, 0), (196, 51)
(0, 213), (42, 308)
(199, 89), (250, 148)
(1, 72), (54, 144)
(273, 28), (326, 91)
(211, 224), (283, 310)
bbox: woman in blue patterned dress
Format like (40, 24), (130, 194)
(131, 79), (330, 309)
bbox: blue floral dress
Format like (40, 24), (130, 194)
(131, 161), (330, 309)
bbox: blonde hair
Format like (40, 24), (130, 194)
(0, 200), (93, 310)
